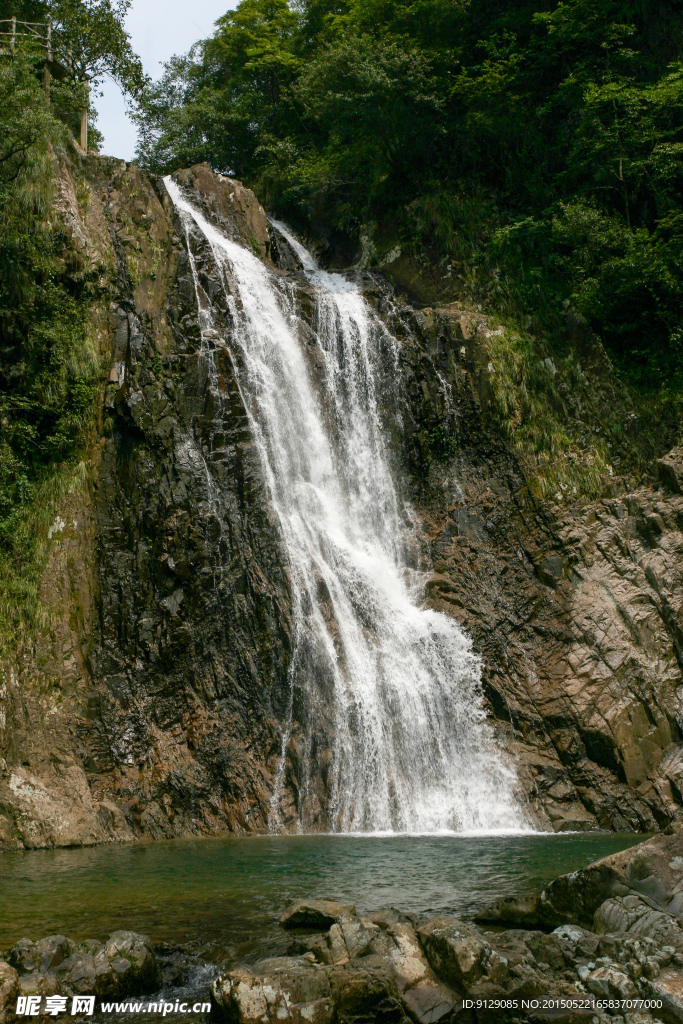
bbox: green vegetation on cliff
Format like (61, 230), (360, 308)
(0, 1), (143, 645)
(135, 0), (683, 489)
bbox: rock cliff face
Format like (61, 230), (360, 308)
(0, 158), (293, 847)
(390, 303), (683, 832)
(1, 155), (682, 847)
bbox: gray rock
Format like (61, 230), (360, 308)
(53, 931), (159, 998)
(327, 915), (376, 963)
(594, 895), (683, 947)
(658, 448), (683, 494)
(417, 916), (490, 993)
(527, 833), (683, 929)
(474, 894), (543, 928)
(103, 931), (159, 991)
(7, 938), (37, 975)
(211, 957), (334, 1024)
(380, 919), (457, 1023)
(551, 924), (601, 960)
(285, 907), (457, 1022)
(323, 959), (407, 1024)
(34, 936), (73, 974)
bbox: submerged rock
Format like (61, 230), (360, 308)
(473, 894), (543, 929)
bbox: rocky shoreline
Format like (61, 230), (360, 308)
(211, 833), (683, 1023)
(4, 833), (683, 1023)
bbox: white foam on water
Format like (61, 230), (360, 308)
(165, 177), (529, 835)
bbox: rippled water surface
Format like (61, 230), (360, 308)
(0, 833), (646, 963)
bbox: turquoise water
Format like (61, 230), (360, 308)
(0, 833), (646, 964)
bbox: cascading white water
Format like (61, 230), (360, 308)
(165, 177), (526, 834)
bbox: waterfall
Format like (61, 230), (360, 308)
(165, 177), (526, 834)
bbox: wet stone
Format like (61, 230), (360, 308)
(280, 900), (357, 930)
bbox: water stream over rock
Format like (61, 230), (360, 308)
(164, 177), (524, 835)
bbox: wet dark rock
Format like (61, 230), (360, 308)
(281, 900), (357, 930)
(474, 895), (543, 929)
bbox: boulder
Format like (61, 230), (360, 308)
(54, 932), (159, 998)
(287, 908), (457, 1023)
(594, 895), (683, 947)
(0, 961), (18, 1024)
(7, 939), (37, 975)
(523, 931), (573, 972)
(102, 932), (159, 992)
(8, 936), (74, 977)
(5, 930), (162, 1000)
(380, 919), (458, 1024)
(211, 956), (334, 1024)
(323, 959), (407, 1023)
(17, 972), (59, 1000)
(474, 895), (543, 928)
(551, 924), (601, 960)
(280, 899), (356, 931)
(327, 915), (376, 963)
(538, 833), (683, 928)
(417, 916), (491, 993)
(658, 448), (683, 495)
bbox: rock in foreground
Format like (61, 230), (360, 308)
(212, 833), (683, 1023)
(2, 930), (159, 1003)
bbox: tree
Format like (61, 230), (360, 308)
(0, 0), (145, 94)
(49, 0), (145, 95)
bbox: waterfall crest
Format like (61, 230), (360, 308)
(165, 177), (526, 834)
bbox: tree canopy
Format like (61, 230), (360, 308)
(134, 0), (683, 388)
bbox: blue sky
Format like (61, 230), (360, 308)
(95, 0), (239, 161)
